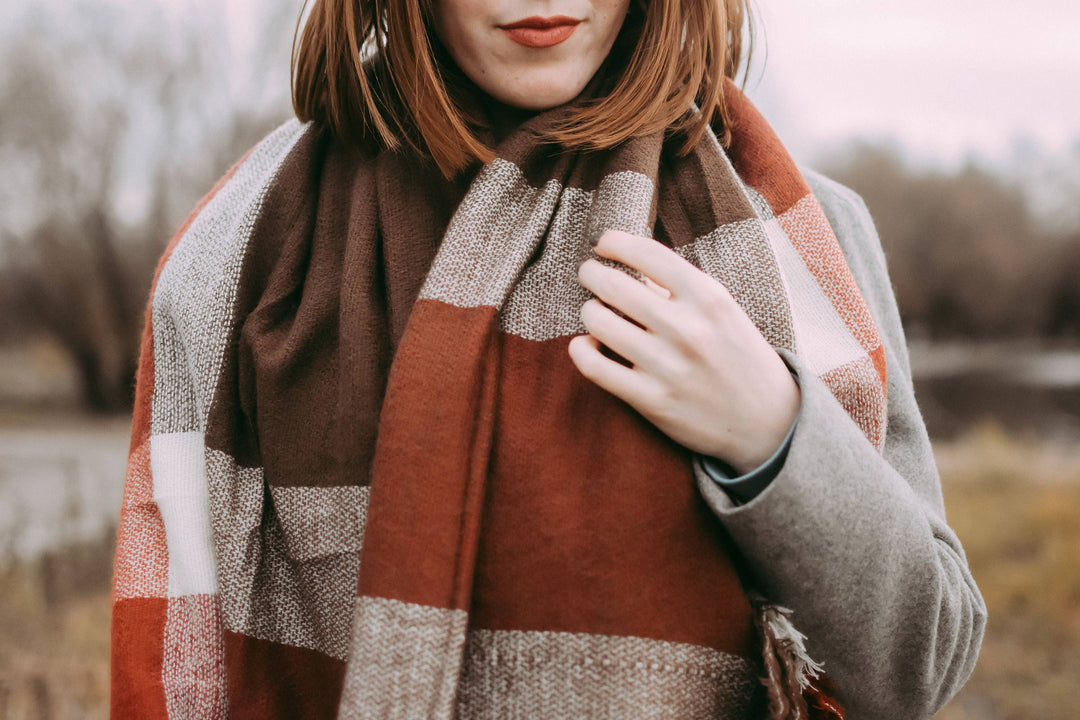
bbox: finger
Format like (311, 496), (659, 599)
(567, 334), (658, 408)
(591, 229), (710, 300)
(579, 298), (663, 370)
(642, 275), (671, 299)
(577, 258), (671, 332)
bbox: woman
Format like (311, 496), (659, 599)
(110, 0), (986, 717)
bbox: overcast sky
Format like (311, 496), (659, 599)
(750, 0), (1080, 165)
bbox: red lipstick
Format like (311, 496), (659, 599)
(498, 15), (581, 48)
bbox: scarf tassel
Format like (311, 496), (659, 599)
(755, 602), (845, 720)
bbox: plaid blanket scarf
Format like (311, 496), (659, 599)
(111, 81), (886, 719)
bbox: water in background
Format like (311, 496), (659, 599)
(0, 415), (128, 565)
(910, 340), (1080, 442)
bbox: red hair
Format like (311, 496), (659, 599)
(292, 0), (754, 177)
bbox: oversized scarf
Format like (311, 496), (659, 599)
(111, 80), (887, 719)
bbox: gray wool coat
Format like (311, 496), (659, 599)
(693, 169), (988, 719)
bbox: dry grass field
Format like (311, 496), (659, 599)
(0, 422), (1077, 719)
(0, 545), (112, 719)
(934, 425), (1080, 720)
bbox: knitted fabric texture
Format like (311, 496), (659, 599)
(111, 81), (885, 719)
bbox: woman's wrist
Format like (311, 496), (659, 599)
(698, 414), (798, 504)
(707, 367), (801, 475)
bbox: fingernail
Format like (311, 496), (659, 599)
(589, 229), (605, 247)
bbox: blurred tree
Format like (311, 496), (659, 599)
(823, 143), (1076, 339)
(0, 0), (295, 412)
(1043, 233), (1080, 337)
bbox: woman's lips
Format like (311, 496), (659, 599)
(498, 16), (581, 48)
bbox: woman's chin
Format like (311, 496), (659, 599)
(478, 75), (590, 111)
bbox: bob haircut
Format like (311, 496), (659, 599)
(292, 0), (753, 178)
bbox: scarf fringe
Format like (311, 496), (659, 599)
(754, 601), (841, 720)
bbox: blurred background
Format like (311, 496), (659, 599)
(0, 0), (1077, 717)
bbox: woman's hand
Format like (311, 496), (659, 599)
(568, 229), (800, 475)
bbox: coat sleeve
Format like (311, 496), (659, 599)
(693, 169), (987, 719)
